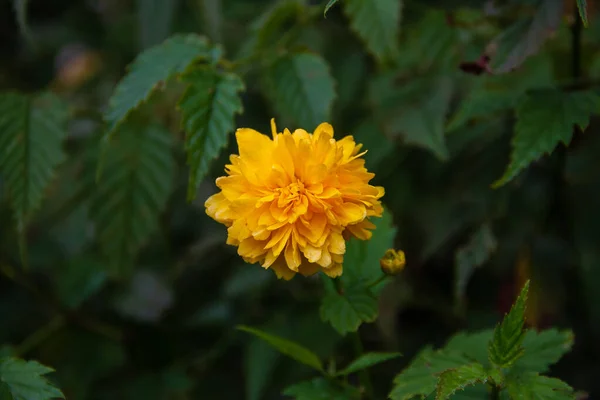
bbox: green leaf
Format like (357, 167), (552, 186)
(341, 207), (397, 287)
(0, 358), (64, 400)
(236, 325), (324, 372)
(336, 352), (402, 376)
(90, 122), (175, 275)
(454, 224), (497, 304)
(505, 372), (575, 400)
(490, 0), (563, 73)
(395, 10), (458, 73)
(444, 330), (494, 367)
(514, 329), (574, 374)
(178, 66), (244, 200)
(577, 0), (589, 27)
(137, 0), (177, 49)
(343, 0), (401, 62)
(369, 74), (453, 160)
(488, 280), (529, 368)
(436, 363), (489, 400)
(319, 285), (378, 335)
(282, 378), (360, 400)
(103, 34), (219, 141)
(389, 348), (471, 400)
(239, 0), (304, 57)
(0, 92), (68, 232)
(264, 52), (336, 129)
(493, 89), (600, 187)
(324, 0), (339, 17)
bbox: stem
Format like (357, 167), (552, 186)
(352, 331), (373, 397)
(368, 274), (390, 289)
(490, 384), (500, 400)
(14, 315), (65, 357)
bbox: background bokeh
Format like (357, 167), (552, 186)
(1, 0), (600, 398)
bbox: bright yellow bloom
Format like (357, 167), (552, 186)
(205, 119), (385, 280)
(380, 249), (406, 276)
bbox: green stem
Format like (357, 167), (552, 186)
(14, 315), (65, 357)
(352, 331), (373, 397)
(368, 274), (390, 289)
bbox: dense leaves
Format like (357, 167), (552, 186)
(1, 0), (598, 399)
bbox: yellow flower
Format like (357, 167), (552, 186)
(205, 119), (385, 280)
(380, 249), (406, 276)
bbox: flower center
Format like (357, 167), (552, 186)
(277, 180), (305, 206)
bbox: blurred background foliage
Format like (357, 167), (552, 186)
(1, 0), (600, 398)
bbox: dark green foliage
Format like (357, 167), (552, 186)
(1, 0), (599, 399)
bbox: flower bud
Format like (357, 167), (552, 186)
(380, 249), (406, 276)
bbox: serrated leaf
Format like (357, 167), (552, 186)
(0, 358), (64, 400)
(178, 66), (244, 200)
(436, 363), (488, 400)
(336, 352), (402, 376)
(324, 0), (339, 17)
(343, 0), (401, 62)
(490, 0), (563, 73)
(282, 378), (360, 400)
(90, 122), (175, 275)
(513, 329), (574, 373)
(446, 384), (490, 399)
(389, 348), (471, 400)
(577, 0), (589, 27)
(493, 89), (599, 187)
(236, 325), (324, 372)
(103, 34), (219, 141)
(444, 329), (494, 367)
(506, 372), (575, 400)
(264, 52), (336, 129)
(0, 92), (68, 232)
(454, 224), (497, 304)
(488, 280), (529, 368)
(320, 285), (378, 335)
